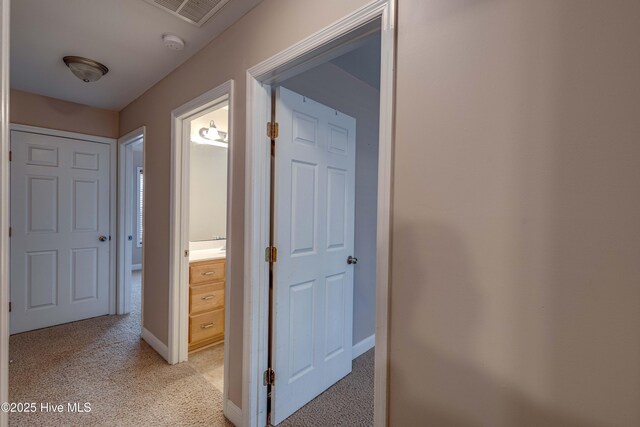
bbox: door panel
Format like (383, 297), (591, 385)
(290, 160), (317, 254)
(71, 247), (99, 302)
(27, 176), (58, 233)
(10, 130), (111, 334)
(325, 273), (346, 359)
(72, 179), (99, 231)
(272, 87), (356, 424)
(326, 167), (347, 250)
(26, 250), (58, 309)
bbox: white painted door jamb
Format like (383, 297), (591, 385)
(0, 1), (11, 425)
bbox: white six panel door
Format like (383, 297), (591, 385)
(10, 130), (111, 334)
(272, 87), (356, 424)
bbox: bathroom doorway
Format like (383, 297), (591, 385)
(168, 80), (238, 423)
(184, 99), (229, 393)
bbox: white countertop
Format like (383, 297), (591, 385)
(189, 248), (226, 262)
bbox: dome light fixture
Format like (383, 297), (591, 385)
(63, 56), (109, 83)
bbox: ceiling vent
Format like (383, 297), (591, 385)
(145, 0), (231, 27)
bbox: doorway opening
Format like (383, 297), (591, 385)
(168, 80), (237, 423)
(265, 32), (381, 425)
(245, 1), (394, 425)
(117, 128), (145, 323)
(117, 127), (145, 322)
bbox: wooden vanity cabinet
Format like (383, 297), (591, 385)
(188, 258), (225, 352)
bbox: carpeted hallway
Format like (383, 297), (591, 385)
(9, 272), (232, 426)
(9, 271), (374, 426)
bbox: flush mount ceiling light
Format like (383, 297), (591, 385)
(63, 56), (109, 83)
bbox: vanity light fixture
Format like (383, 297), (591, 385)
(63, 56), (109, 83)
(199, 120), (227, 143)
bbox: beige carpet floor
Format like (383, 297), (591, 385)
(188, 342), (225, 394)
(9, 272), (232, 427)
(9, 271), (374, 426)
(278, 349), (374, 427)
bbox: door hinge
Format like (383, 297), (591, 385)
(8, 226), (11, 238)
(267, 121), (279, 140)
(9, 302), (11, 312)
(263, 368), (275, 386)
(8, 151), (12, 162)
(184, 249), (189, 257)
(265, 246), (277, 263)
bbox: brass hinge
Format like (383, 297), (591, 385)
(267, 122), (279, 140)
(263, 368), (275, 386)
(265, 246), (277, 263)
(9, 150), (12, 162)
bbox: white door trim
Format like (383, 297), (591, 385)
(117, 127), (145, 317)
(244, 1), (395, 426)
(168, 80), (235, 417)
(9, 124), (118, 317)
(0, 1), (10, 425)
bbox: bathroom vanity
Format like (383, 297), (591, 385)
(188, 254), (225, 352)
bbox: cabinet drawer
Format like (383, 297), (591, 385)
(189, 309), (224, 343)
(190, 283), (224, 314)
(189, 260), (225, 285)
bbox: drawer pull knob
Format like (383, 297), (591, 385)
(202, 271), (216, 276)
(201, 295), (215, 300)
(201, 323), (215, 329)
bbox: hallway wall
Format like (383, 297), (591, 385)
(391, 0), (640, 426)
(10, 89), (118, 138)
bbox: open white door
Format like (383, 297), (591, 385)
(10, 130), (111, 334)
(271, 87), (356, 424)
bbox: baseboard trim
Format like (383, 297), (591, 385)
(353, 334), (375, 359)
(131, 264), (142, 271)
(224, 399), (243, 426)
(141, 327), (169, 362)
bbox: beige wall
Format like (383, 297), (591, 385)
(10, 89), (118, 138)
(391, 0), (640, 426)
(119, 0), (371, 407)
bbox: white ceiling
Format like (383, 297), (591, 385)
(10, 0), (262, 111)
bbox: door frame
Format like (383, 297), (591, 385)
(168, 80), (236, 420)
(9, 124), (118, 317)
(0, 1), (10, 425)
(117, 127), (145, 316)
(244, 1), (395, 426)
